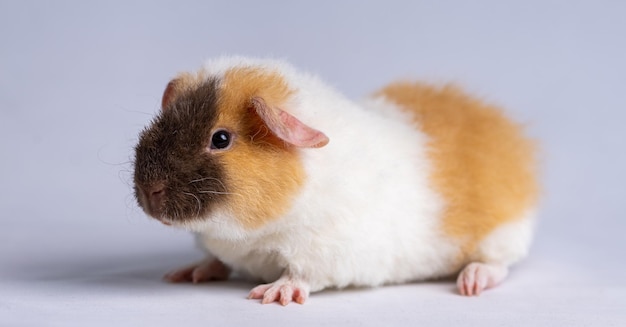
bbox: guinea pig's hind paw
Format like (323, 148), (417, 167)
(247, 278), (310, 306)
(456, 262), (508, 296)
(163, 258), (230, 284)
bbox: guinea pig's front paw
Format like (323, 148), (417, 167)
(163, 258), (230, 284)
(247, 277), (311, 306)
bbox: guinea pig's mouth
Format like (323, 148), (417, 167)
(157, 218), (172, 226)
(135, 182), (219, 226)
(136, 196), (175, 226)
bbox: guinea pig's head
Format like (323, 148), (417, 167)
(133, 64), (329, 231)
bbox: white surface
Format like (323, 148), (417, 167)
(1, 1), (625, 326)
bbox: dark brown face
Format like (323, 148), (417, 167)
(133, 79), (230, 223)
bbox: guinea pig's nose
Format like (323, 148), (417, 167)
(143, 184), (166, 218)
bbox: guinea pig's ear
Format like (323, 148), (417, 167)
(161, 79), (180, 110)
(251, 97), (329, 148)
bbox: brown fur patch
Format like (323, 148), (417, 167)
(377, 83), (538, 260)
(215, 67), (306, 229)
(161, 72), (208, 109)
(134, 79), (228, 223)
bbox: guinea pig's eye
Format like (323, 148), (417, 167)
(210, 130), (232, 150)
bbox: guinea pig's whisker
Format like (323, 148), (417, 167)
(198, 190), (233, 195)
(250, 126), (270, 142)
(188, 177), (228, 191)
(198, 190), (243, 198)
(188, 177), (217, 184)
(182, 192), (202, 217)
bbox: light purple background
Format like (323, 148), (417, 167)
(1, 1), (624, 326)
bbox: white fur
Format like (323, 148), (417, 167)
(475, 210), (536, 266)
(177, 57), (532, 293)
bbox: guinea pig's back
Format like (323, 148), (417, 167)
(374, 82), (538, 263)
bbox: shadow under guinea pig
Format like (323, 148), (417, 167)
(7, 249), (254, 294)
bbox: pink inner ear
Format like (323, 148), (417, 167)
(252, 97), (329, 148)
(277, 110), (329, 148)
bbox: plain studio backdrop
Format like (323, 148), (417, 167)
(1, 1), (624, 326)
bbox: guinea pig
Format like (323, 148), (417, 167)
(133, 56), (538, 305)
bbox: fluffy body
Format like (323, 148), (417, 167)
(135, 57), (537, 304)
